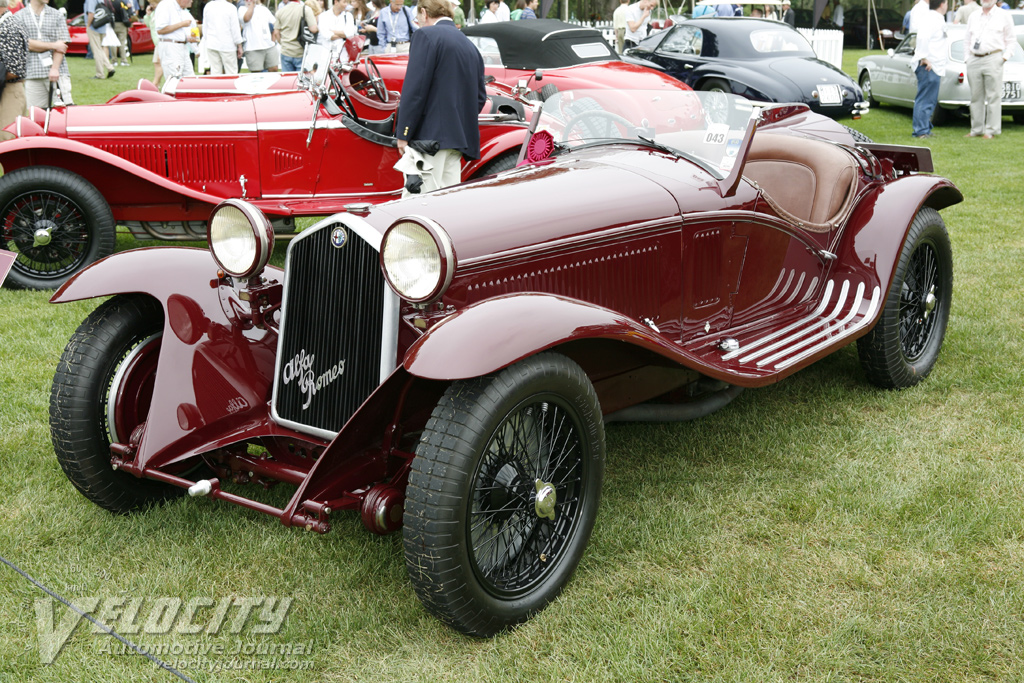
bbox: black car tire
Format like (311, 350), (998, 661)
(537, 83), (560, 101)
(843, 125), (873, 144)
(859, 71), (878, 107)
(50, 294), (183, 513)
(472, 149), (519, 178)
(857, 207), (953, 389)
(403, 353), (605, 637)
(0, 166), (115, 290)
(699, 77), (731, 94)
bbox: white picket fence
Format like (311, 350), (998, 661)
(564, 20), (845, 71)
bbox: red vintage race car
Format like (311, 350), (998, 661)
(0, 47), (526, 290)
(67, 13), (155, 55)
(162, 20), (687, 100)
(47, 88), (960, 636)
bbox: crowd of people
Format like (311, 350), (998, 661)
(908, 0), (1016, 139)
(1, 0), (1021, 145)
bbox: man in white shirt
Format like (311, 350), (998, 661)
(623, 0), (657, 49)
(239, 0), (278, 71)
(907, 0), (929, 31)
(495, 0), (510, 20)
(911, 0), (948, 138)
(318, 0), (355, 55)
(964, 0), (1014, 136)
(155, 0), (196, 80)
(202, 0), (242, 74)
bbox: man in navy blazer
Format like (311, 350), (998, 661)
(395, 0), (486, 194)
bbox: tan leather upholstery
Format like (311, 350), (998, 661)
(743, 133), (858, 232)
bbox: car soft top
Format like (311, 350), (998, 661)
(463, 19), (619, 70)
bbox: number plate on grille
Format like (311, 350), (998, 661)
(818, 84), (842, 105)
(1003, 82), (1021, 101)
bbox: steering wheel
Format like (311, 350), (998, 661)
(364, 58), (389, 103)
(560, 110), (635, 142)
(329, 67), (357, 120)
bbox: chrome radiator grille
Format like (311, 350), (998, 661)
(273, 221), (388, 437)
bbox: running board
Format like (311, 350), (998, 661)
(686, 278), (881, 378)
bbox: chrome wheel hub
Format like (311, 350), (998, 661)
(923, 285), (937, 319)
(33, 225), (54, 247)
(534, 479), (556, 520)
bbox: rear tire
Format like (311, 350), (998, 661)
(0, 166), (115, 290)
(700, 78), (731, 94)
(471, 149), (519, 178)
(857, 208), (953, 389)
(403, 353), (604, 636)
(50, 294), (183, 513)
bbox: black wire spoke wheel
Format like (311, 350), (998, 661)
(858, 207), (953, 389)
(468, 396), (585, 598)
(404, 353), (604, 637)
(3, 190), (90, 276)
(0, 166), (115, 290)
(899, 241), (939, 361)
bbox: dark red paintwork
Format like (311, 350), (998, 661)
(49, 101), (961, 538)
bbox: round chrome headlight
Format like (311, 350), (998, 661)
(380, 217), (454, 304)
(208, 199), (274, 279)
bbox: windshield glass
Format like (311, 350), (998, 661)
(534, 89), (757, 180)
(298, 44), (333, 90)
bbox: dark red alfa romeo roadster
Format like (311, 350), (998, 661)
(47, 89), (959, 636)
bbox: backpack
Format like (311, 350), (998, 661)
(91, 0), (115, 28)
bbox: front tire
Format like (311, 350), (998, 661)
(0, 166), (116, 290)
(403, 353), (605, 637)
(50, 294), (182, 513)
(859, 71), (878, 106)
(857, 207), (953, 388)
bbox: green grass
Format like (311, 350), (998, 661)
(2, 51), (1024, 682)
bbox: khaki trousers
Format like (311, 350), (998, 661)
(113, 21), (129, 62)
(87, 27), (114, 77)
(966, 52), (1004, 136)
(401, 148), (463, 198)
(0, 81), (26, 141)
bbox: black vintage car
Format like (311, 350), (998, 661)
(625, 17), (866, 118)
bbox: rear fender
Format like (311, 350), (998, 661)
(0, 137), (221, 221)
(832, 174), (962, 322)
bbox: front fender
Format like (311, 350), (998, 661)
(51, 247), (298, 472)
(51, 246), (240, 304)
(404, 293), (695, 382)
(0, 137), (222, 221)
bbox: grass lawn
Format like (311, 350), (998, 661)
(1, 51), (1022, 682)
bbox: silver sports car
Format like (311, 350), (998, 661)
(856, 25), (1024, 124)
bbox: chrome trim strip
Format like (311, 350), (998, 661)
(66, 120), (347, 134)
(758, 281), (863, 367)
(774, 286), (881, 370)
(723, 279), (835, 361)
(262, 189), (401, 199)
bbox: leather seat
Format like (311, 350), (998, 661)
(743, 133), (858, 232)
